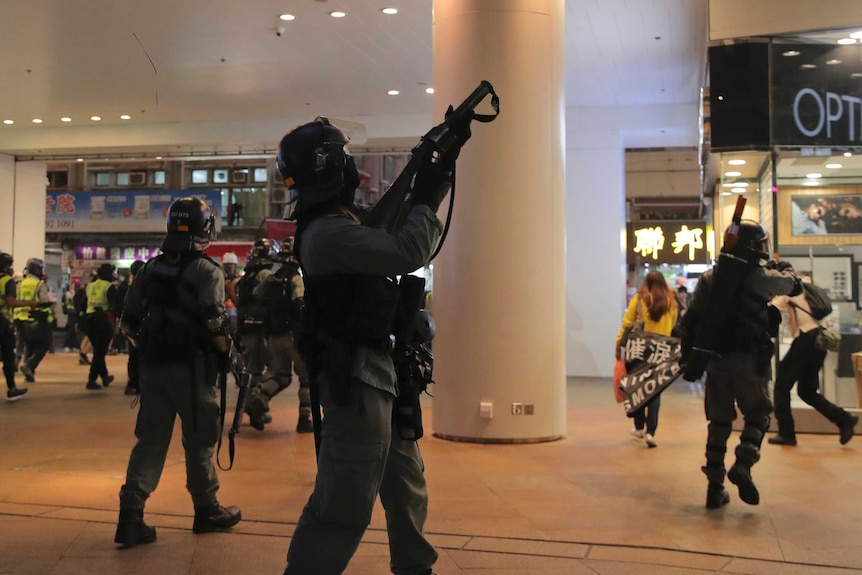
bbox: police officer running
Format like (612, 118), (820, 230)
(276, 117), (453, 575)
(13, 258), (53, 383)
(681, 220), (801, 509)
(115, 196), (241, 547)
(84, 263), (118, 390)
(244, 237), (313, 433)
(0, 253), (31, 400)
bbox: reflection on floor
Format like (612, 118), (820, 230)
(1, 352), (861, 574)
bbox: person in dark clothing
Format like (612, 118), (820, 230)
(123, 260), (146, 396)
(681, 220), (801, 509)
(115, 196), (241, 547)
(0, 253), (32, 400)
(769, 283), (858, 446)
(84, 263), (118, 390)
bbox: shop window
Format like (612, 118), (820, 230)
(232, 169), (249, 184)
(153, 170), (166, 185)
(116, 172), (130, 186)
(95, 172), (110, 186)
(213, 169), (229, 184)
(47, 171), (68, 188)
(191, 169), (209, 184)
(254, 168), (268, 183)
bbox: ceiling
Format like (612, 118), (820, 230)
(0, 0), (709, 159)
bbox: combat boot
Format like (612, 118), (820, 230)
(728, 442), (761, 505)
(192, 502), (242, 533)
(296, 415), (314, 434)
(114, 508), (157, 547)
(702, 465), (729, 509)
(244, 393), (267, 431)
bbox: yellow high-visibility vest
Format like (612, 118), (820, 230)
(86, 279), (112, 314)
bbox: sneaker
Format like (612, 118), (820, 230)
(644, 433), (658, 448)
(6, 387), (28, 401)
(296, 416), (314, 434)
(114, 509), (157, 548)
(705, 485), (730, 509)
(767, 435), (797, 446)
(629, 428), (645, 439)
(192, 503), (242, 534)
(727, 463), (759, 505)
(102, 374), (115, 387)
(63, 347), (72, 352)
(21, 365), (35, 383)
(124, 385), (138, 396)
(839, 414), (859, 445)
(86, 380), (102, 390)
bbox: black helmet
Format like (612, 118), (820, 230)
(727, 219), (770, 261)
(25, 258), (44, 276)
(129, 260), (146, 276)
(161, 196), (216, 253)
(247, 238), (278, 268)
(98, 262), (118, 282)
(0, 252), (12, 273)
(276, 117), (360, 211)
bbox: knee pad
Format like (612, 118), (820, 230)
(734, 442), (760, 466)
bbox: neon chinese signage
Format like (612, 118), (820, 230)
(627, 221), (711, 265)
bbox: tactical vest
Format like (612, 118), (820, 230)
(137, 253), (209, 364)
(86, 278), (112, 314)
(236, 266), (270, 323)
(262, 262), (302, 335)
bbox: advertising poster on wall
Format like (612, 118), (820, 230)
(46, 190), (222, 233)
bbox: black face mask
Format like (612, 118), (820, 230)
(339, 155), (360, 205)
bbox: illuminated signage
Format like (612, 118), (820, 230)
(627, 221), (710, 265)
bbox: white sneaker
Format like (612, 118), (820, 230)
(645, 433), (658, 448)
(630, 429), (645, 439)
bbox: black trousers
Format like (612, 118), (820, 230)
(0, 319), (16, 389)
(86, 313), (114, 383)
(774, 329), (848, 438)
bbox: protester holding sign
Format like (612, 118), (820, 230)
(615, 271), (678, 448)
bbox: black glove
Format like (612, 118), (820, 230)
(789, 276), (804, 297)
(410, 148), (455, 212)
(765, 259), (794, 273)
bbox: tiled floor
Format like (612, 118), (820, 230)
(2, 351), (862, 574)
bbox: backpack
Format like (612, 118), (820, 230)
(799, 283), (832, 321)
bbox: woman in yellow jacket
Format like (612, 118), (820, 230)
(615, 271), (678, 448)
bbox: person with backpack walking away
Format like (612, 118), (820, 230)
(769, 278), (858, 446)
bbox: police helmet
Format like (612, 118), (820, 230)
(161, 196), (216, 253)
(129, 260), (146, 277)
(0, 252), (12, 273)
(276, 117), (360, 211)
(26, 258), (44, 277)
(98, 262), (118, 282)
(221, 252), (239, 265)
(727, 219), (770, 261)
(247, 238), (278, 268)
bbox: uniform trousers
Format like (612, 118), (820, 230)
(119, 352), (221, 510)
(0, 318), (16, 389)
(259, 331), (311, 417)
(284, 374), (437, 575)
(86, 311), (114, 383)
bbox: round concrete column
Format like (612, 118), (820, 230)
(431, 0), (566, 443)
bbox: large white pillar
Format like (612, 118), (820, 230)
(12, 161), (47, 267)
(0, 155), (14, 253)
(431, 0), (566, 442)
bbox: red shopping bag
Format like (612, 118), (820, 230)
(613, 358), (626, 403)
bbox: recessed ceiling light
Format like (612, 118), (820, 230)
(803, 180), (819, 186)
(717, 95), (724, 101)
(32, 118), (42, 124)
(827, 59), (842, 65)
(806, 172), (823, 179)
(782, 50), (801, 57)
(825, 163), (843, 169)
(732, 188), (748, 194)
(120, 114), (131, 120)
(425, 87), (434, 94)
(838, 38), (857, 45)
(722, 182), (748, 187)
(279, 13), (295, 21)
(3, 120), (13, 125)
(721, 191), (733, 196)
(330, 11), (346, 18)
(90, 116), (101, 121)
(60, 117), (72, 122)
(724, 171), (742, 177)
(727, 159), (746, 165)
(155, 156), (163, 160)
(851, 31), (862, 39)
(801, 64), (817, 69)
(381, 8), (398, 15)
(76, 158), (83, 162)
(844, 152), (853, 157)
(387, 90), (400, 96)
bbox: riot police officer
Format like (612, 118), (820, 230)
(276, 117), (453, 575)
(0, 253), (31, 400)
(244, 237), (313, 433)
(115, 196), (241, 547)
(13, 258), (53, 383)
(84, 262), (118, 390)
(681, 220), (801, 509)
(234, 239), (277, 388)
(123, 260), (146, 396)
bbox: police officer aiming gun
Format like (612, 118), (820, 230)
(115, 196), (241, 547)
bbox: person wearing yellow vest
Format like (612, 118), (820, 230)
(1, 253), (33, 400)
(12, 258), (53, 384)
(84, 262), (118, 390)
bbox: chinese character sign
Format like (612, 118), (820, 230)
(627, 221), (710, 265)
